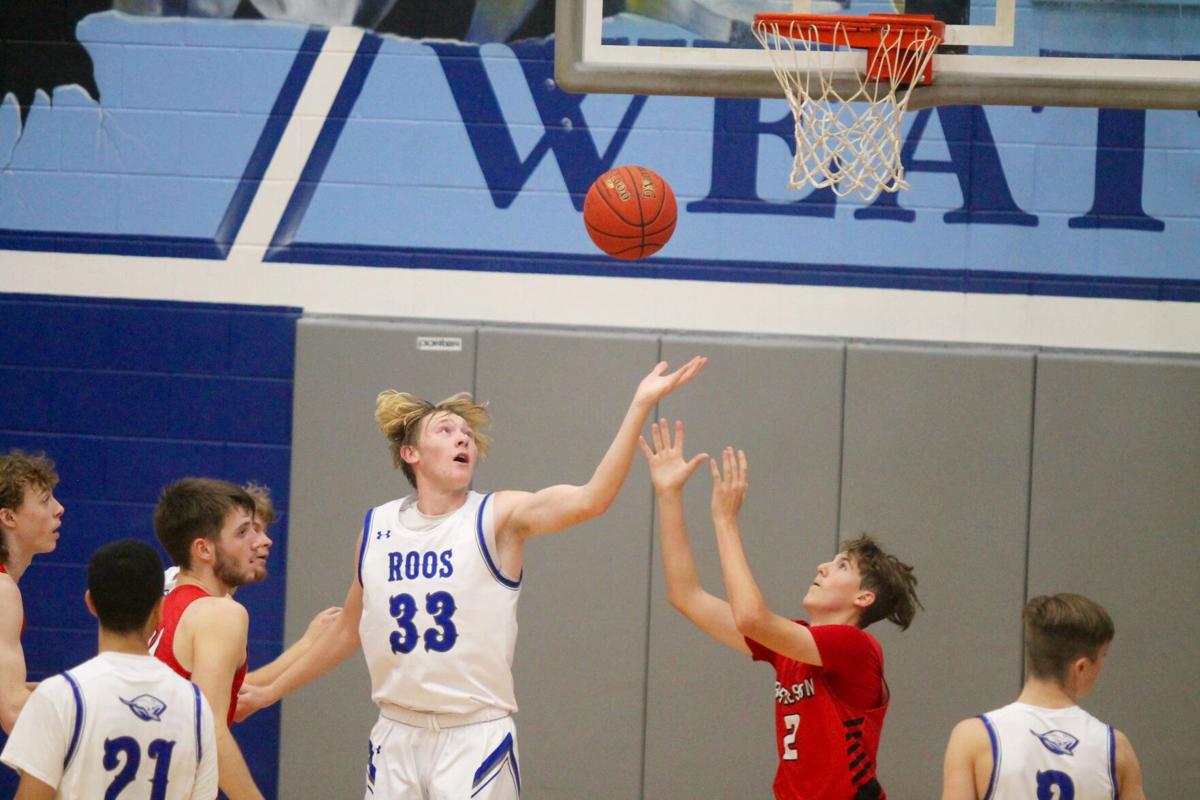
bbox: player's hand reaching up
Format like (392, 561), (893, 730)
(640, 419), (708, 494)
(710, 446), (748, 524)
(633, 357), (707, 408)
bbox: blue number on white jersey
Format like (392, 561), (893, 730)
(102, 736), (175, 799)
(388, 592), (459, 655)
(1036, 769), (1075, 800)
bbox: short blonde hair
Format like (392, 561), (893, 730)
(243, 482), (275, 528)
(375, 391), (492, 488)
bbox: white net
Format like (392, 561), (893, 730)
(753, 17), (942, 200)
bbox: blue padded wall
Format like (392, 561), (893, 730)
(0, 292), (300, 798)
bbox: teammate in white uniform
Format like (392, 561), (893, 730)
(1, 539), (218, 800)
(236, 356), (707, 799)
(941, 593), (1146, 800)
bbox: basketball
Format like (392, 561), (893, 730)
(583, 165), (677, 260)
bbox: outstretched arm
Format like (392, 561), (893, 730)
(244, 606), (342, 687)
(709, 448), (822, 665)
(495, 357), (707, 543)
(0, 577), (30, 734)
(640, 420), (748, 654)
(235, 536), (364, 722)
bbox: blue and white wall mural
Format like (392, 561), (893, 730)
(2, 0), (1198, 353)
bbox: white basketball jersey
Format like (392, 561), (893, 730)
(0, 651), (217, 800)
(358, 491), (521, 715)
(980, 701), (1117, 800)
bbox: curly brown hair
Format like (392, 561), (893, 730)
(0, 451), (59, 566)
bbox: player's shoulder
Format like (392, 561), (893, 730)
(950, 715), (990, 738)
(947, 715), (992, 754)
(183, 593), (249, 628)
(1112, 726), (1138, 753)
(0, 573), (21, 623)
(0, 569), (19, 601)
(489, 488), (529, 518)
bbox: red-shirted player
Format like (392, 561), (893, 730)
(149, 478), (270, 800)
(0, 451), (64, 735)
(640, 421), (921, 800)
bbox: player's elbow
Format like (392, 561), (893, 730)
(732, 604), (771, 637)
(666, 588), (691, 615)
(0, 701), (21, 735)
(574, 488), (613, 521)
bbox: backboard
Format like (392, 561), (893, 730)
(556, 0), (1200, 109)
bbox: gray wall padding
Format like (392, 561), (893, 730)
(1028, 354), (1200, 794)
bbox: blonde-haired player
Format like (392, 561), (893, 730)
(237, 357), (706, 799)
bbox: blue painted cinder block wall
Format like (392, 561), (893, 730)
(0, 292), (300, 798)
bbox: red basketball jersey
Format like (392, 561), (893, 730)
(150, 583), (247, 727)
(0, 563), (23, 639)
(747, 622), (889, 800)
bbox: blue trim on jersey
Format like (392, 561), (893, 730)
(979, 714), (1000, 800)
(62, 672), (85, 770)
(358, 507), (375, 587)
(475, 493), (521, 590)
(1108, 725), (1118, 799)
(471, 732), (520, 797)
(193, 684), (204, 764)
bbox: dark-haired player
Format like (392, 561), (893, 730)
(1, 539), (217, 799)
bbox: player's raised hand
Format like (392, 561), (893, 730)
(639, 419), (708, 494)
(710, 446), (748, 523)
(633, 356), (707, 408)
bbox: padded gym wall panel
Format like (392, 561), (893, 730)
(281, 317), (477, 797)
(840, 344), (1035, 799)
(472, 329), (660, 800)
(1028, 354), (1200, 798)
(643, 336), (846, 799)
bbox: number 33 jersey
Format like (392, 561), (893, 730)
(358, 491), (521, 716)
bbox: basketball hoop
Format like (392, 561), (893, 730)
(753, 14), (945, 200)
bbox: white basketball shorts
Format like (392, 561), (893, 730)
(365, 712), (520, 799)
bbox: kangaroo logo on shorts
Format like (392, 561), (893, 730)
(1030, 728), (1079, 756)
(121, 694), (168, 722)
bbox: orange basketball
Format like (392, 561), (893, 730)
(583, 165), (677, 260)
